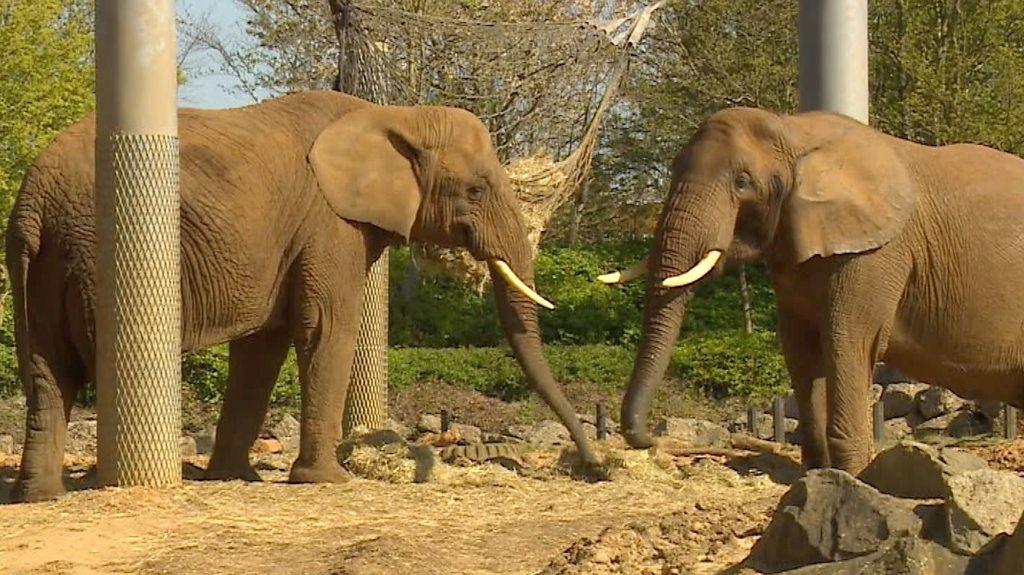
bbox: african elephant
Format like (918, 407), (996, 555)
(7, 90), (597, 503)
(601, 107), (1024, 474)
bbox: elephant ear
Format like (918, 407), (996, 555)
(308, 107), (422, 239)
(782, 120), (916, 263)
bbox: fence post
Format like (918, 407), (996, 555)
(873, 401), (885, 444)
(1006, 404), (1018, 440)
(773, 397), (786, 444)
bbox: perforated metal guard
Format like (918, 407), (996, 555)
(96, 133), (182, 487)
(344, 248), (389, 435)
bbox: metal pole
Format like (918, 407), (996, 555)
(95, 0), (181, 487)
(798, 0), (870, 123)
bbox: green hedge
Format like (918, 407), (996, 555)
(389, 242), (777, 347)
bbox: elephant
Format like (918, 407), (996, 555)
(6, 90), (598, 503)
(600, 106), (1024, 474)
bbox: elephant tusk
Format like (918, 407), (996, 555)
(492, 260), (555, 310)
(597, 257), (649, 285)
(662, 250), (722, 288)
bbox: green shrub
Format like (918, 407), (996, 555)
(670, 331), (789, 402)
(389, 241), (777, 347)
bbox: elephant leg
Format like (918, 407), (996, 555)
(287, 233), (366, 484)
(821, 258), (902, 474)
(205, 327), (291, 481)
(13, 346), (83, 503)
(777, 313), (829, 469)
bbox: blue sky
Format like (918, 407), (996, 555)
(176, 0), (256, 109)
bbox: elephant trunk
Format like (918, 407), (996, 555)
(620, 284), (690, 447)
(488, 260), (598, 466)
(621, 185), (726, 448)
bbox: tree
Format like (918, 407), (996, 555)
(0, 0), (94, 225)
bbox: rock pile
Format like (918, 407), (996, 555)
(744, 441), (1024, 574)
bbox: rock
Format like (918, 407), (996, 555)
(195, 431), (216, 455)
(179, 436), (197, 457)
(452, 423), (483, 445)
(382, 418), (413, 439)
(917, 387), (967, 420)
(251, 438), (283, 455)
(771, 537), (969, 574)
(944, 468), (1024, 554)
(653, 417), (731, 448)
(65, 420), (97, 455)
(859, 441), (987, 499)
(871, 383), (884, 404)
(883, 414), (922, 442)
(994, 512), (1024, 575)
(270, 414), (300, 451)
(974, 400), (1004, 423)
(416, 414), (442, 434)
(881, 383), (929, 419)
(746, 469), (932, 572)
(0, 434), (14, 454)
(732, 413), (774, 439)
(874, 362), (914, 385)
(523, 420), (571, 446)
(915, 411), (990, 439)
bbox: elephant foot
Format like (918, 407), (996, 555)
(203, 457), (262, 482)
(622, 427), (654, 450)
(10, 475), (66, 504)
(288, 460), (352, 484)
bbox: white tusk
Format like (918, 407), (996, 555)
(492, 260), (555, 310)
(662, 250), (722, 288)
(597, 256), (649, 284)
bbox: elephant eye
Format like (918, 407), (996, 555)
(734, 171), (752, 190)
(467, 185), (486, 202)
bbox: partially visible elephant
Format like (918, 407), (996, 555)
(6, 91), (597, 503)
(601, 107), (1024, 474)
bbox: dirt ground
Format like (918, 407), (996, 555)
(0, 447), (793, 575)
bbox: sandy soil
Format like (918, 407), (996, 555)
(0, 450), (791, 575)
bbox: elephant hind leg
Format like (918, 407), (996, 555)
(204, 327), (291, 482)
(12, 331), (85, 503)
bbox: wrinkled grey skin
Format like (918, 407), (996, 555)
(7, 91), (596, 503)
(619, 107), (1024, 474)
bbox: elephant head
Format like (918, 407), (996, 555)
(308, 104), (599, 466)
(601, 107), (915, 448)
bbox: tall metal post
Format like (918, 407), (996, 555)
(798, 0), (870, 123)
(95, 0), (182, 487)
(330, 0), (390, 435)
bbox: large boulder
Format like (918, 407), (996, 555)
(773, 537), (969, 574)
(858, 442), (987, 499)
(917, 387), (968, 420)
(881, 383), (930, 419)
(653, 417), (730, 448)
(746, 469), (935, 572)
(914, 411), (991, 440)
(874, 363), (914, 385)
(994, 512), (1024, 575)
(944, 468), (1024, 555)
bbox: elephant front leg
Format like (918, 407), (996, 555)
(777, 313), (829, 469)
(205, 327), (291, 482)
(287, 256), (364, 484)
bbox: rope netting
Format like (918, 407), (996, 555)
(334, 1), (663, 290)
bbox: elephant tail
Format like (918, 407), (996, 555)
(5, 193), (42, 392)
